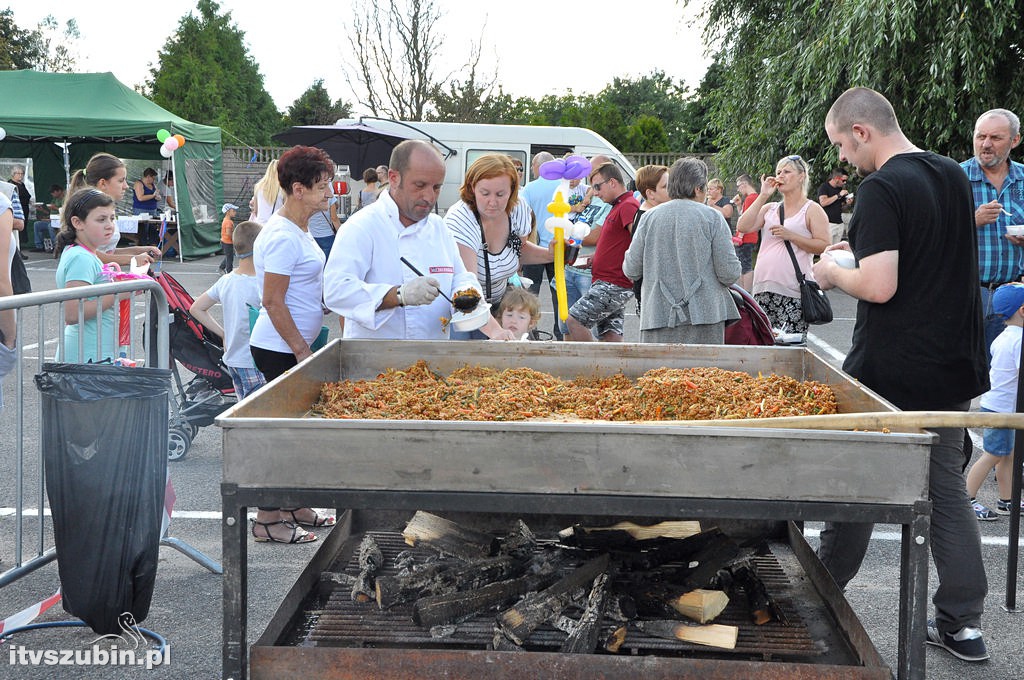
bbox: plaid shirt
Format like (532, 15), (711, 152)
(961, 157), (1024, 284)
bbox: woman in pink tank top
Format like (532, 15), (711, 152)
(735, 155), (831, 339)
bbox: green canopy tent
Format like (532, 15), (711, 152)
(0, 70), (223, 256)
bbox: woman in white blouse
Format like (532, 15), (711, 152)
(444, 154), (553, 339)
(249, 145), (336, 544)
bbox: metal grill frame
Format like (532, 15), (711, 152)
(220, 341), (933, 680)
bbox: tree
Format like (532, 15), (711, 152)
(686, 0), (1024, 177)
(33, 15), (79, 72)
(344, 0), (445, 120)
(283, 80), (353, 127)
(598, 71), (691, 150)
(147, 0), (280, 144)
(0, 9), (78, 72)
(626, 115), (671, 153)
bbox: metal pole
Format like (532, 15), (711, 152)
(1004, 327), (1023, 612)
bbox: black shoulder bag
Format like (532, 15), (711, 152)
(779, 203), (832, 325)
(473, 208), (521, 305)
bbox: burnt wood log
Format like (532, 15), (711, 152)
(351, 534), (384, 602)
(634, 619), (738, 650)
(559, 570), (613, 653)
(559, 521), (701, 549)
(500, 519), (537, 556)
(728, 561), (785, 625)
(412, 570), (559, 628)
(617, 527), (737, 572)
(497, 554), (610, 645)
(604, 625), (627, 653)
(402, 510), (500, 560)
(376, 555), (518, 609)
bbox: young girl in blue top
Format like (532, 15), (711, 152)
(55, 189), (120, 363)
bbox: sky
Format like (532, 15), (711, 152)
(5, 0), (712, 113)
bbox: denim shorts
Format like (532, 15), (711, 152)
(981, 408), (1015, 456)
(735, 243), (755, 273)
(568, 279), (633, 337)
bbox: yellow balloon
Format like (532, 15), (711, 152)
(554, 226), (568, 321)
(547, 191), (571, 220)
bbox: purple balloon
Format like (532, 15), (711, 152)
(563, 157), (592, 180)
(539, 159), (566, 180)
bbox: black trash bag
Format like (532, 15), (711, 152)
(35, 363), (171, 635)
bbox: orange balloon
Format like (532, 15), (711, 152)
(172, 134), (186, 148)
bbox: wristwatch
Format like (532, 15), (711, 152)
(395, 286), (405, 307)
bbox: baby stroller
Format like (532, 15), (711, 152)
(151, 270), (236, 460)
(724, 284), (777, 346)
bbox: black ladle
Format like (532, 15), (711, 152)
(400, 257), (481, 311)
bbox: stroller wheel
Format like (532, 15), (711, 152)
(188, 422), (200, 438)
(168, 427), (192, 461)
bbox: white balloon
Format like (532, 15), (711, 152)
(571, 223), (589, 240)
(165, 137), (180, 151)
(543, 216), (573, 235)
(159, 145), (174, 158)
(0, 127), (6, 141)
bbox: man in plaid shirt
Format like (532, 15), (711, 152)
(961, 108), (1024, 355)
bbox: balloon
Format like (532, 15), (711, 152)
(173, 134), (186, 148)
(165, 137), (179, 151)
(0, 127), (6, 141)
(562, 155), (592, 180)
(570, 223), (589, 241)
(156, 129), (170, 143)
(159, 145), (174, 158)
(545, 191), (573, 321)
(539, 159), (566, 180)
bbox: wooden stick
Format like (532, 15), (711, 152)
(497, 554), (610, 645)
(375, 556), (516, 609)
(634, 411), (1024, 431)
(668, 589), (729, 624)
(559, 520), (701, 542)
(559, 571), (613, 653)
(402, 510), (500, 560)
(412, 571), (558, 628)
(635, 619), (739, 650)
(351, 535), (383, 602)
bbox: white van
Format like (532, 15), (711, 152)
(337, 118), (636, 212)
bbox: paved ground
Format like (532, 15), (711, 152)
(0, 250), (1021, 679)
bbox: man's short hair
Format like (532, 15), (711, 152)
(590, 162), (623, 185)
(977, 109), (1021, 138)
(389, 140), (442, 175)
(827, 87), (900, 136)
(829, 167), (846, 179)
(735, 173), (754, 187)
(231, 220), (262, 254)
(532, 151), (555, 170)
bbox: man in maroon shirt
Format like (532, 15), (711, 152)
(565, 162), (640, 341)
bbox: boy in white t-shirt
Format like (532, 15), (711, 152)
(189, 221), (266, 398)
(966, 282), (1024, 520)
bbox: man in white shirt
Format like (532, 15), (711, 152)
(324, 140), (480, 339)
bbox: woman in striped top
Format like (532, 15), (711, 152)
(445, 154), (554, 339)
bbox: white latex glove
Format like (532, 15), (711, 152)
(399, 276), (440, 306)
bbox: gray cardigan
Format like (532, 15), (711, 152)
(622, 199), (741, 331)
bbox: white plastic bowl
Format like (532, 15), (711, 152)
(1005, 225), (1024, 237)
(829, 250), (857, 269)
(450, 303), (489, 332)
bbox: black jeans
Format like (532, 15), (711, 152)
(219, 242), (234, 272)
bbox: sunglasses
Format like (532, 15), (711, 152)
(592, 178), (611, 191)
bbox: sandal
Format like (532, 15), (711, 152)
(280, 508), (336, 528)
(251, 519), (317, 544)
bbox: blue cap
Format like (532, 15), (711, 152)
(992, 282), (1024, 319)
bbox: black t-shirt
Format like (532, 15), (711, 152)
(843, 152), (988, 410)
(817, 181), (844, 223)
(715, 196), (735, 230)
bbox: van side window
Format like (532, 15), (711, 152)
(466, 150), (528, 186)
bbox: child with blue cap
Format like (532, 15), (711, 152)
(966, 282), (1024, 519)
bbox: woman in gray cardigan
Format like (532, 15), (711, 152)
(622, 157), (741, 344)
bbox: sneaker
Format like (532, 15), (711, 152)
(995, 498), (1024, 515)
(972, 501), (999, 521)
(926, 621), (989, 662)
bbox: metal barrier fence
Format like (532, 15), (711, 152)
(0, 279), (219, 589)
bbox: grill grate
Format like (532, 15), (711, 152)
(297, 531), (825, 661)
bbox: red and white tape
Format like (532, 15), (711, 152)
(0, 588), (61, 636)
